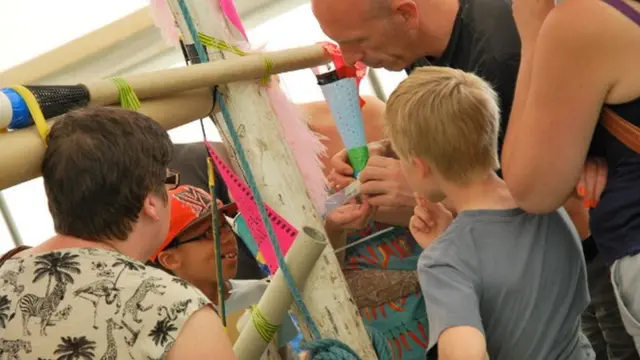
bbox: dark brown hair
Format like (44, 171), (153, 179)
(42, 106), (172, 241)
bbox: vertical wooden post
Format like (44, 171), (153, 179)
(166, 1), (377, 359)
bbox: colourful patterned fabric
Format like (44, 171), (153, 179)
(233, 214), (428, 359)
(344, 222), (429, 360)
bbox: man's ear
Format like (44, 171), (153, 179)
(393, 0), (419, 25)
(142, 193), (163, 221)
(157, 250), (182, 272)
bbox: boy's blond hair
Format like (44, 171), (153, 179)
(385, 66), (501, 184)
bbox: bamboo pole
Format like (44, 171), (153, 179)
(85, 45), (329, 105)
(0, 88), (214, 191)
(166, 0), (377, 358)
(234, 226), (327, 360)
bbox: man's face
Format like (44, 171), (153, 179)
(312, 0), (421, 71)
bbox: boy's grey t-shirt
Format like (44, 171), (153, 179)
(418, 208), (595, 360)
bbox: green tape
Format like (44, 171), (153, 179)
(348, 145), (369, 173)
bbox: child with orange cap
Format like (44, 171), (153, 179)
(149, 185), (297, 359)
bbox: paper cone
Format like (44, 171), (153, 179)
(320, 78), (369, 173)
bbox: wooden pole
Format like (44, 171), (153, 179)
(0, 88), (214, 190)
(166, 0), (377, 359)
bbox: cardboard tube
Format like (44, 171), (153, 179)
(85, 45), (330, 106)
(0, 88), (214, 191)
(234, 226), (327, 360)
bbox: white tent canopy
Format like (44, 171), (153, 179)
(0, 0), (406, 251)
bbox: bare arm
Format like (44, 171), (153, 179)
(501, 2), (615, 213)
(167, 306), (236, 360)
(439, 326), (489, 360)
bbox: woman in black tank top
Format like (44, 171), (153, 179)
(501, 0), (640, 354)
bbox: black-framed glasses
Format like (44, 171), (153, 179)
(166, 202), (239, 249)
(165, 169), (180, 190)
(167, 222), (234, 249)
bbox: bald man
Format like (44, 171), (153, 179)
(312, 0), (519, 158)
(312, 0), (637, 359)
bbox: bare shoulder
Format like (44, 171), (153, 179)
(545, 0), (640, 102)
(167, 305), (236, 360)
(543, 1), (611, 42)
(547, 0), (637, 43)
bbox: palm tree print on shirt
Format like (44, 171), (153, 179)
(149, 317), (177, 347)
(10, 252), (80, 337)
(33, 252), (81, 296)
(112, 258), (145, 287)
(54, 336), (97, 360)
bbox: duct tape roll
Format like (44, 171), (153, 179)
(0, 91), (13, 130)
(0, 88), (29, 130)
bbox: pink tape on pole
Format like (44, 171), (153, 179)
(218, 0), (248, 40)
(204, 142), (298, 273)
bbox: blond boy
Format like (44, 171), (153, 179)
(384, 67), (594, 360)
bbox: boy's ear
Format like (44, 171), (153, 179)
(410, 156), (431, 179)
(157, 250), (182, 272)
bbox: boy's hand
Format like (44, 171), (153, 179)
(409, 193), (453, 248)
(325, 200), (375, 234)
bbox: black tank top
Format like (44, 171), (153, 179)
(589, 0), (640, 265)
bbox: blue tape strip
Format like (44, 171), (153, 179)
(0, 88), (32, 129)
(0, 88), (33, 129)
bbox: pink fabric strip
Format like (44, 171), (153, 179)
(204, 142), (298, 273)
(219, 0), (248, 40)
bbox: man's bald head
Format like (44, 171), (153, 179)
(312, 0), (391, 20)
(311, 0), (459, 69)
(311, 0), (428, 70)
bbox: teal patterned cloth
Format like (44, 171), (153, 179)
(344, 222), (429, 360)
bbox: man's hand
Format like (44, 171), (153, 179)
(409, 194), (453, 248)
(324, 200), (375, 259)
(327, 140), (394, 191)
(358, 156), (415, 226)
(325, 200), (375, 234)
